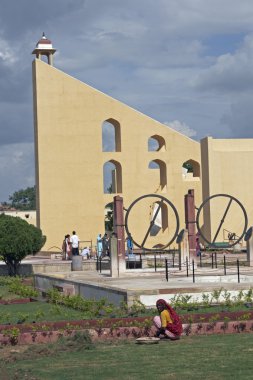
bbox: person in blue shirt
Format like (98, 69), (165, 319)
(126, 234), (133, 256)
(97, 234), (103, 258)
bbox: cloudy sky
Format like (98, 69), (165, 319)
(1, 0), (253, 201)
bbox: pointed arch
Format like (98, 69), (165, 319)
(102, 118), (121, 152)
(148, 135), (166, 152)
(182, 159), (200, 180)
(103, 160), (122, 193)
(148, 159), (167, 192)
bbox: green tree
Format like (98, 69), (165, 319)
(9, 186), (36, 210)
(182, 162), (193, 173)
(105, 203), (113, 232)
(0, 214), (46, 276)
(106, 184), (113, 194)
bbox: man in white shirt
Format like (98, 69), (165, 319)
(81, 247), (90, 260)
(70, 231), (80, 256)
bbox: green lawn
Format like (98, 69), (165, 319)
(0, 287), (22, 300)
(0, 302), (86, 324)
(1, 333), (253, 380)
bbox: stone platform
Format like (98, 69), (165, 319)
(34, 264), (253, 307)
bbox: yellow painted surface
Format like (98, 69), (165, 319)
(33, 59), (202, 250)
(201, 137), (253, 245)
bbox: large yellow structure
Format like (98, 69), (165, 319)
(32, 37), (202, 250)
(33, 36), (253, 251)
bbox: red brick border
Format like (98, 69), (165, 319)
(1, 320), (253, 346)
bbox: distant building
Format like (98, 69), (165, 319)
(0, 207), (36, 226)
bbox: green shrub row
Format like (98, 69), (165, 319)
(46, 288), (147, 318)
(169, 288), (253, 309)
(0, 276), (38, 298)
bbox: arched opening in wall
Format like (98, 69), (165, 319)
(182, 159), (200, 180)
(103, 160), (122, 193)
(148, 135), (166, 152)
(150, 201), (169, 236)
(148, 159), (167, 192)
(102, 118), (121, 152)
(104, 202), (113, 232)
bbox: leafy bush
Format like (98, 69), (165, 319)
(0, 276), (38, 298)
(0, 214), (46, 275)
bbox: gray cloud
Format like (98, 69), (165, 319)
(164, 120), (197, 138)
(193, 34), (253, 93)
(222, 95), (253, 138)
(0, 143), (34, 200)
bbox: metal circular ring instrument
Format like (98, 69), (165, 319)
(125, 194), (180, 251)
(196, 194), (248, 248)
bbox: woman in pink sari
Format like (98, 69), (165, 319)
(153, 299), (182, 340)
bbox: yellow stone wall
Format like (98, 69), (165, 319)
(33, 59), (202, 250)
(201, 137), (253, 245)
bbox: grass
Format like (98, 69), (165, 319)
(0, 287), (22, 300)
(0, 302), (86, 324)
(1, 333), (253, 379)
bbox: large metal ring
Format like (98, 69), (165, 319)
(125, 194), (180, 251)
(196, 194), (248, 248)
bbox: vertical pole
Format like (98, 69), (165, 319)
(113, 196), (125, 274)
(99, 257), (102, 273)
(172, 252), (175, 268)
(140, 253), (142, 268)
(237, 259), (240, 283)
(154, 254), (157, 272)
(223, 255), (227, 275)
(184, 189), (196, 259)
(178, 249), (182, 270)
(96, 255), (99, 271)
(110, 234), (119, 277)
(199, 251), (202, 268)
(165, 259), (168, 281)
(211, 253), (214, 269)
(186, 257), (189, 277)
(215, 252), (217, 268)
(192, 260), (195, 283)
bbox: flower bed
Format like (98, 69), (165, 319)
(1, 320), (253, 346)
(1, 309), (253, 334)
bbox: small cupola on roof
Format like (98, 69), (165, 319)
(32, 33), (56, 66)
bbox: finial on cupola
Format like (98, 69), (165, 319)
(32, 33), (56, 66)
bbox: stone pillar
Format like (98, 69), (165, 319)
(110, 235), (119, 277)
(178, 229), (190, 268)
(246, 227), (253, 266)
(113, 195), (125, 274)
(71, 256), (82, 271)
(184, 189), (196, 258)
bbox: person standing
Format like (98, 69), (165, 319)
(62, 234), (71, 260)
(62, 235), (67, 260)
(126, 234), (133, 256)
(97, 234), (103, 258)
(102, 233), (109, 257)
(70, 231), (80, 256)
(65, 234), (71, 260)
